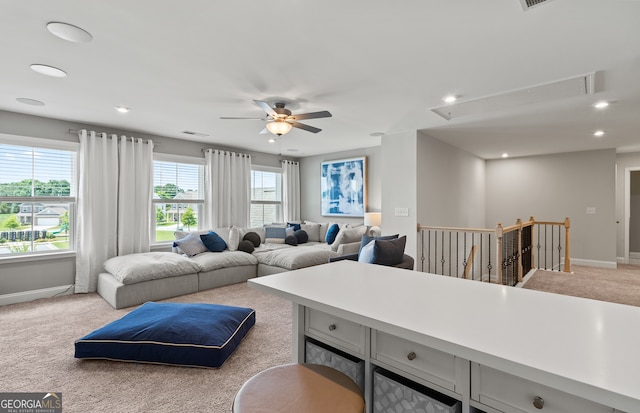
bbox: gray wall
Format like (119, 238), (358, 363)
(614, 152), (640, 259)
(0, 110), (288, 300)
(300, 146), (381, 225)
(486, 149), (617, 266)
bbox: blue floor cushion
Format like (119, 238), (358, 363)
(74, 302), (256, 368)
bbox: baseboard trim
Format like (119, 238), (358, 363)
(570, 258), (617, 269)
(0, 285), (74, 306)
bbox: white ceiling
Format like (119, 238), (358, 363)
(1, 0), (639, 159)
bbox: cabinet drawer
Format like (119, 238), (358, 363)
(372, 330), (458, 393)
(471, 363), (619, 413)
(305, 308), (365, 354)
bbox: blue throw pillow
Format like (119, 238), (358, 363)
(265, 226), (286, 239)
(200, 231), (227, 252)
(359, 234), (399, 256)
(287, 222), (302, 231)
(358, 240), (376, 263)
(326, 223), (340, 244)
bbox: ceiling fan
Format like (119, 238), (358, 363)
(221, 100), (332, 136)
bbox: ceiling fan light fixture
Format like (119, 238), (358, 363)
(266, 120), (292, 136)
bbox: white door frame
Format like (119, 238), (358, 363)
(624, 167), (640, 264)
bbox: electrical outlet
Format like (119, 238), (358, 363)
(395, 207), (409, 217)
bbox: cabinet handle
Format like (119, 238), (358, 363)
(407, 351), (416, 361)
(533, 396), (544, 409)
(328, 324), (336, 331)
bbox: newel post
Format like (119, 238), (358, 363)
(564, 217), (571, 272)
(496, 222), (503, 284)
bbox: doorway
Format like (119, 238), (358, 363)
(625, 168), (640, 264)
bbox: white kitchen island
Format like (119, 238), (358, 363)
(248, 260), (640, 413)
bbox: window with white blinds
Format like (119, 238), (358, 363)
(250, 168), (282, 227)
(0, 140), (77, 256)
(152, 157), (205, 243)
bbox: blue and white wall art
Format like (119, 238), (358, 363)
(321, 157), (367, 217)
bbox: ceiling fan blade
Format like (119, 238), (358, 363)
(290, 121), (321, 133)
(259, 127), (270, 135)
(219, 117), (267, 120)
(290, 110), (332, 120)
(253, 100), (278, 118)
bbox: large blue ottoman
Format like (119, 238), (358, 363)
(75, 302), (255, 368)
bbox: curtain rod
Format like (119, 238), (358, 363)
(68, 129), (156, 145)
(201, 148), (251, 158)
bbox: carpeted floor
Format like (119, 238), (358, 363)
(0, 282), (292, 413)
(522, 264), (640, 307)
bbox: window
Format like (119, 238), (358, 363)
(0, 138), (77, 256)
(152, 155), (204, 243)
(251, 168), (282, 227)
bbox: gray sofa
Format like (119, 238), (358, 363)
(97, 222), (369, 309)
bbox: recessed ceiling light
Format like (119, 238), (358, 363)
(593, 101), (609, 109)
(594, 130), (605, 137)
(501, 153), (509, 158)
(16, 98), (45, 106)
(443, 95), (457, 104)
(268, 138), (276, 143)
(46, 22), (93, 43)
(115, 106), (130, 113)
(30, 64), (67, 78)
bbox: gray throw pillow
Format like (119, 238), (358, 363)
(174, 233), (208, 257)
(359, 236), (406, 266)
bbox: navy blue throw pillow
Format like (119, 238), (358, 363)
(287, 222), (302, 231)
(200, 231), (227, 252)
(325, 224), (340, 244)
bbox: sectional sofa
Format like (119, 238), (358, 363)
(97, 222), (370, 309)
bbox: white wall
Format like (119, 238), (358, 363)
(614, 152), (640, 260)
(486, 149), (617, 266)
(381, 132), (418, 260)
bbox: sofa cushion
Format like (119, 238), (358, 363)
(190, 251), (258, 272)
(254, 245), (339, 271)
(200, 231), (227, 252)
(235, 226), (266, 244)
(331, 226), (366, 252)
(104, 252), (202, 285)
(358, 234), (399, 255)
(74, 302), (255, 368)
(300, 223), (321, 242)
(358, 236), (407, 266)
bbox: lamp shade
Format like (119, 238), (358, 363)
(266, 120), (292, 136)
(364, 212), (381, 227)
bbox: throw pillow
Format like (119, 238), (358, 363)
(200, 231), (227, 252)
(325, 223), (340, 244)
(285, 235), (298, 246)
(358, 240), (376, 264)
(174, 233), (209, 257)
(237, 240), (255, 254)
(300, 223), (320, 242)
(331, 226), (366, 252)
(372, 236), (407, 266)
(359, 234), (399, 256)
(287, 222), (302, 231)
(243, 232), (261, 248)
(294, 229), (308, 244)
(264, 226), (287, 243)
(227, 227), (240, 251)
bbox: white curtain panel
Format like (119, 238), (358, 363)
(75, 130), (153, 293)
(204, 149), (251, 228)
(282, 160), (301, 222)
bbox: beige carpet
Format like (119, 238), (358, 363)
(0, 282), (291, 413)
(522, 264), (640, 307)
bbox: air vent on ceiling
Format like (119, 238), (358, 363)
(181, 130), (209, 137)
(430, 72), (595, 121)
(519, 0), (554, 11)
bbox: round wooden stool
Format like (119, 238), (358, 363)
(232, 363), (365, 413)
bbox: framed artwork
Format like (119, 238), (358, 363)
(321, 157), (367, 217)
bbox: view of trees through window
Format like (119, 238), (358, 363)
(251, 169), (282, 227)
(0, 143), (76, 255)
(152, 160), (204, 241)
